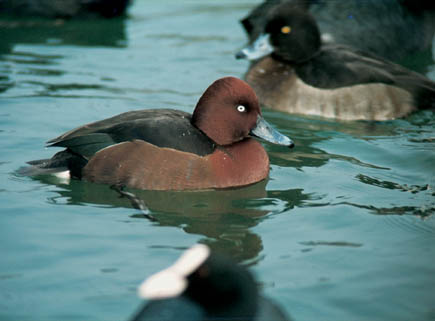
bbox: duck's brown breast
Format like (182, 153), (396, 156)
(82, 139), (269, 190)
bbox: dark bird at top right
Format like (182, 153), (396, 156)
(240, 0), (435, 68)
(236, 2), (435, 121)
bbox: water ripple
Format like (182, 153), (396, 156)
(383, 215), (435, 235)
(299, 241), (363, 247)
(335, 201), (435, 218)
(3, 51), (63, 65)
(356, 174), (431, 194)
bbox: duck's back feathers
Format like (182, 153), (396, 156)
(18, 150), (86, 178)
(48, 109), (216, 158)
(20, 109), (216, 179)
(294, 45), (435, 109)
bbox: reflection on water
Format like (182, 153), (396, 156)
(264, 109), (435, 222)
(265, 110), (402, 169)
(0, 17), (127, 53)
(356, 174), (430, 194)
(334, 201), (434, 217)
(299, 241), (363, 248)
(0, 16), (127, 97)
(382, 215), (435, 235)
(30, 176), (313, 262)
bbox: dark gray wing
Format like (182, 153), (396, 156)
(295, 45), (435, 108)
(47, 109), (215, 158)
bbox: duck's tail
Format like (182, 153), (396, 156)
(17, 159), (68, 177)
(17, 150), (87, 178)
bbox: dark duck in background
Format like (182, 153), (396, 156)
(236, 3), (435, 121)
(240, 0), (435, 69)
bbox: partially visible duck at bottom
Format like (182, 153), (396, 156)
(236, 5), (435, 121)
(129, 244), (292, 321)
(19, 77), (293, 190)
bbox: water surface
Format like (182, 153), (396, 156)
(1, 1), (434, 321)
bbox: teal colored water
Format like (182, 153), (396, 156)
(1, 1), (435, 320)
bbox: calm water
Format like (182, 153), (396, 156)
(1, 1), (435, 320)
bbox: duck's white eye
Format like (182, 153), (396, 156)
(237, 105), (246, 113)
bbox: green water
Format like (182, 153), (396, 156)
(1, 1), (434, 320)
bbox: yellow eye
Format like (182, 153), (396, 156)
(281, 26), (291, 34)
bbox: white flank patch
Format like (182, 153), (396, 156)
(138, 244), (210, 299)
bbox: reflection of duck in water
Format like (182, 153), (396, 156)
(112, 182), (269, 262)
(26, 174), (310, 262)
(129, 244), (292, 321)
(0, 0), (131, 18)
(20, 77), (293, 190)
(0, 4), (128, 55)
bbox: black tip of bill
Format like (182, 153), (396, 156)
(235, 50), (247, 60)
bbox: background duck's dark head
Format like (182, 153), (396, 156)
(266, 7), (322, 63)
(237, 6), (322, 64)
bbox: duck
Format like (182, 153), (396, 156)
(0, 0), (131, 18)
(239, 0), (435, 68)
(19, 77), (294, 190)
(129, 244), (291, 321)
(236, 5), (435, 121)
